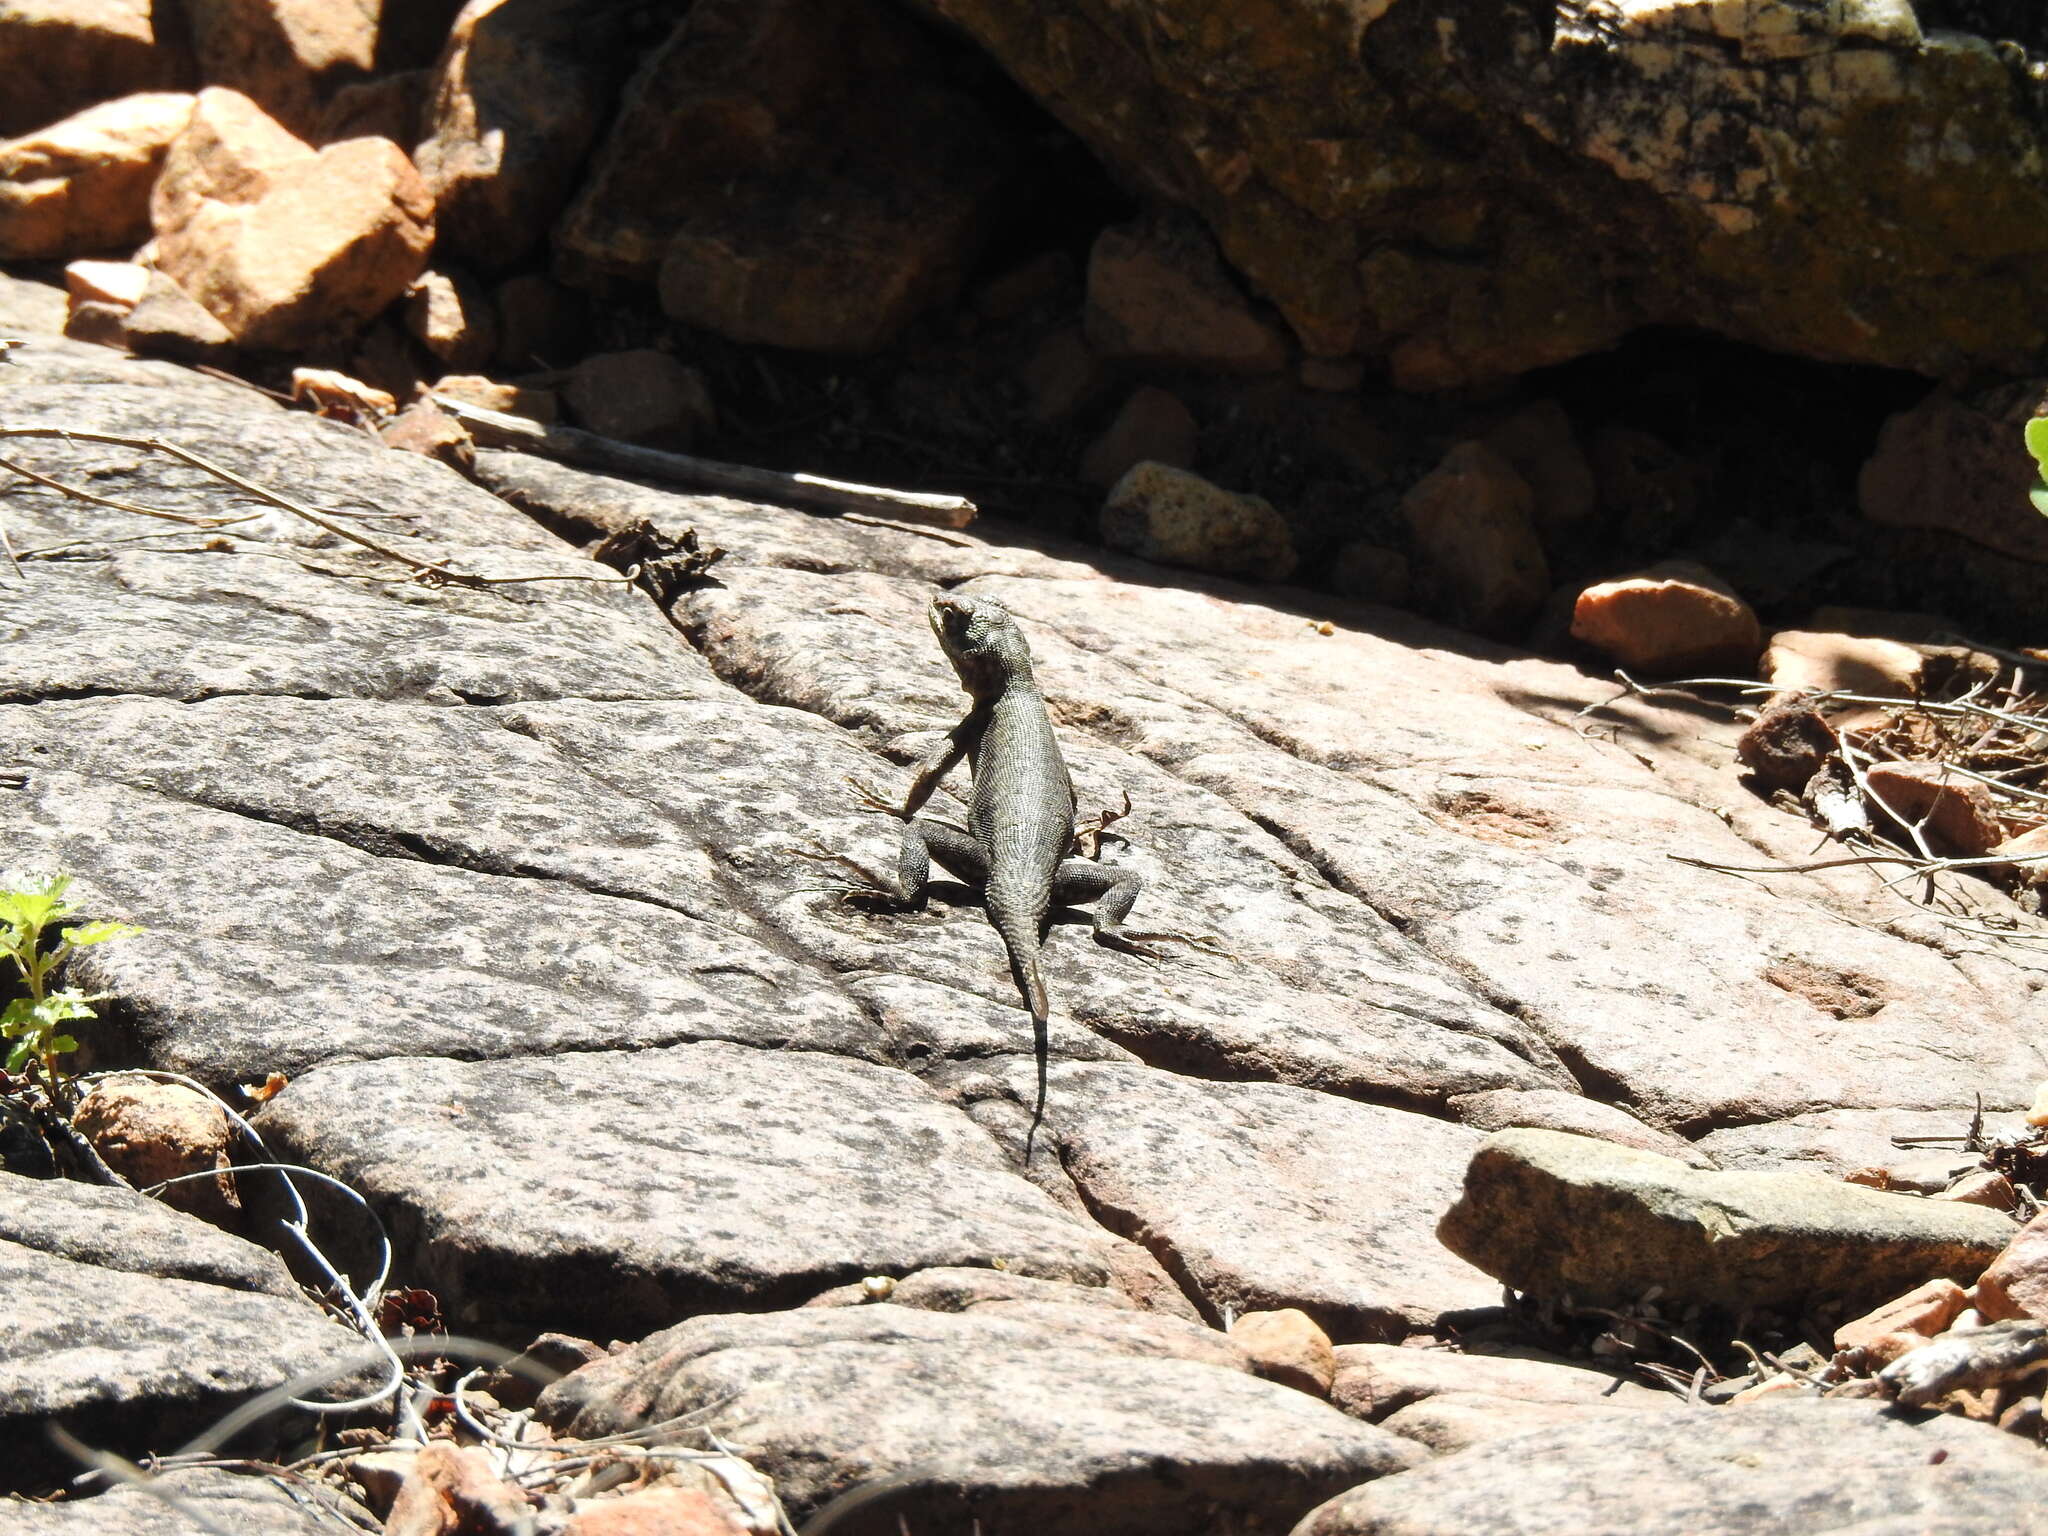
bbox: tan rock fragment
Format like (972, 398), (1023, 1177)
(1994, 828), (2048, 888)
(1079, 386), (1198, 489)
(381, 401), (475, 473)
(152, 87), (434, 351)
(1734, 695), (1839, 793)
(1762, 629), (1925, 698)
(121, 267), (237, 362)
(64, 258), (149, 309)
(0, 91), (193, 259)
(565, 1485), (748, 1535)
(1570, 560), (1761, 675)
(1230, 1307), (1336, 1396)
(73, 1073), (239, 1225)
(1861, 761), (2004, 858)
(403, 267), (496, 372)
(2029, 1082), (2048, 1128)
(289, 367), (395, 418)
(1086, 213), (1289, 374)
(1400, 440), (1549, 638)
(61, 299), (128, 348)
(562, 349), (715, 446)
(1102, 461), (1296, 582)
(1972, 1211), (2048, 1323)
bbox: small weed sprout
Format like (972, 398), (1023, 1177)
(2025, 417), (2048, 515)
(0, 871), (143, 1098)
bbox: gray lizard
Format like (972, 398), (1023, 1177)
(802, 592), (1209, 1161)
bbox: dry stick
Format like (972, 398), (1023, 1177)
(0, 428), (640, 591)
(0, 449), (246, 526)
(430, 394), (978, 530)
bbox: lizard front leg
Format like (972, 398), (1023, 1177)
(1052, 857), (1231, 959)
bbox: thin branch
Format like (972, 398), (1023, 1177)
(0, 449), (243, 526)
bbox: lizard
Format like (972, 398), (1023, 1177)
(798, 592), (1214, 1162)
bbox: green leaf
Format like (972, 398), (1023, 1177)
(2032, 479), (2048, 518)
(2028, 417), (2048, 477)
(32, 991), (99, 1025)
(60, 921), (145, 948)
(3, 1040), (29, 1074)
(47, 1034), (76, 1054)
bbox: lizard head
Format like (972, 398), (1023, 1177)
(928, 593), (1035, 699)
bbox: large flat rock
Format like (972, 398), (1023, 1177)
(5, 1468), (353, 1532)
(1291, 1398), (2048, 1536)
(538, 1303), (1423, 1534)
(940, 1060), (1500, 1338)
(1438, 1128), (2015, 1315)
(255, 1042), (1158, 1337)
(0, 1171), (365, 1493)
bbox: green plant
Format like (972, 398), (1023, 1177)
(0, 872), (142, 1088)
(2025, 417), (2048, 515)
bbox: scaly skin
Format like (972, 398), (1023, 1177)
(834, 593), (1186, 1161)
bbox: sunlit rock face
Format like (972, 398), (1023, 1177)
(913, 0), (2048, 386)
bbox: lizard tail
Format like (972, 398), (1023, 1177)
(992, 909), (1052, 1165)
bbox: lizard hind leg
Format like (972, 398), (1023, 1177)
(1052, 857), (1235, 962)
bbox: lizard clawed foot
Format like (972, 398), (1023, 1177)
(783, 841), (905, 906)
(1072, 789), (1134, 861)
(843, 775), (906, 818)
(1095, 927), (1236, 964)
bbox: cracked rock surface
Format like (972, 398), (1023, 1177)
(3, 312), (2045, 1520)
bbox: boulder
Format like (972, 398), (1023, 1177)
(180, 0), (379, 139)
(1399, 441), (1548, 637)
(1291, 1398), (2048, 1536)
(254, 1042), (1151, 1337)
(1079, 386), (1199, 490)
(1102, 461), (1297, 582)
(0, 1169), (365, 1491)
(916, 0), (2048, 383)
(1835, 1277), (1969, 1353)
(1481, 400), (1596, 538)
(0, 0), (194, 139)
(567, 0), (1008, 351)
(412, 0), (664, 272)
(1570, 561), (1762, 675)
(538, 1304), (1422, 1533)
(1696, 1107), (2024, 1197)
(5, 1468), (348, 1532)
(1861, 385), (2048, 565)
(1761, 630), (1927, 699)
(1437, 1128), (2015, 1314)
(1084, 212), (1289, 374)
(0, 92), (193, 259)
(1446, 1087), (1708, 1167)
(151, 88), (434, 350)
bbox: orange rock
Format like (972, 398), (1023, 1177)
(381, 401), (475, 473)
(0, 0), (195, 139)
(1861, 761), (2004, 858)
(152, 87), (434, 351)
(1972, 1209), (2048, 1322)
(1834, 1277), (1968, 1353)
(62, 299), (129, 348)
(566, 1485), (747, 1536)
(0, 92), (193, 259)
(1086, 213), (1289, 374)
(73, 1074), (240, 1225)
(1934, 1169), (2017, 1211)
(1080, 387), (1198, 489)
(1762, 630), (1925, 698)
(1994, 828), (2048, 888)
(1570, 560), (1762, 675)
(1401, 440), (1549, 638)
(182, 0), (380, 138)
(1734, 696), (1839, 792)
(1230, 1308), (1336, 1396)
